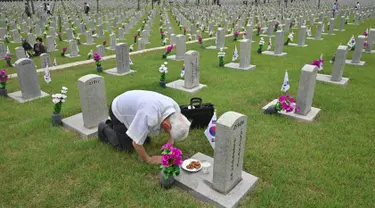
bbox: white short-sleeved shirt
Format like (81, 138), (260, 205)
(111, 90), (181, 145)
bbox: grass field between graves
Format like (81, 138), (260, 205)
(1, 10), (375, 208)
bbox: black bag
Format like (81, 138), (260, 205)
(180, 98), (214, 129)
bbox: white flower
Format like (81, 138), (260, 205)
(62, 86), (68, 91)
(62, 95), (67, 99)
(52, 98), (60, 104)
(164, 62), (168, 65)
(61, 90), (67, 94)
(61, 99), (66, 103)
(52, 94), (56, 98)
(55, 93), (63, 98)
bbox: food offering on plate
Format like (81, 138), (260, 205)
(187, 161), (201, 170)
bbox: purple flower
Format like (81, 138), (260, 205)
(162, 143), (173, 150)
(312, 60), (321, 67)
(4, 55), (11, 60)
(234, 31), (240, 36)
(62, 47), (67, 52)
(364, 41), (369, 47)
(93, 52), (101, 61)
(167, 44), (174, 53)
(197, 35), (203, 42)
(279, 95), (286, 102)
(161, 155), (170, 167)
(58, 33), (62, 37)
(257, 26), (261, 30)
(0, 69), (8, 83)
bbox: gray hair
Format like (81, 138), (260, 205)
(168, 113), (191, 141)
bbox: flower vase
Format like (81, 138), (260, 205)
(97, 65), (103, 73)
(58, 37), (62, 41)
(0, 88), (8, 97)
(234, 36), (238, 41)
(200, 43), (205, 49)
(256, 31), (260, 36)
(61, 52), (65, 57)
(159, 171), (175, 189)
(52, 112), (62, 126)
(264, 105), (279, 115)
(159, 80), (166, 88)
(6, 60), (12, 67)
(134, 38), (137, 43)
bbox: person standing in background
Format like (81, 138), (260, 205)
(84, 2), (90, 15)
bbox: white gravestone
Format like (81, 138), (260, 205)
(62, 74), (109, 139)
(263, 30), (287, 56)
(225, 39), (256, 71)
(105, 43), (135, 76)
(8, 58), (49, 103)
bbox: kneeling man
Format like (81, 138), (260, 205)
(99, 90), (191, 165)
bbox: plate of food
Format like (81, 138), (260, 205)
(182, 159), (202, 172)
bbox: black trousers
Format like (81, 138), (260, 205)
(109, 103), (134, 152)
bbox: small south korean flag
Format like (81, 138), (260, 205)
(281, 70), (290, 92)
(267, 38), (272, 50)
(232, 45), (239, 61)
(44, 63), (51, 84)
(204, 111), (217, 149)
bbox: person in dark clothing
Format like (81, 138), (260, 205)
(84, 2), (90, 15)
(43, 3), (47, 12)
(33, 37), (46, 57)
(25, 3), (31, 18)
(22, 39), (33, 57)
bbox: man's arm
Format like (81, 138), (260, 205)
(132, 141), (161, 165)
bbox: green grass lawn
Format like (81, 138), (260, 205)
(1, 8), (375, 208)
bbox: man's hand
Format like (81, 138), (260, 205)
(147, 156), (162, 165)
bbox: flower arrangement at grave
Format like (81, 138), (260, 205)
(162, 38), (168, 46)
(103, 40), (107, 46)
(58, 33), (62, 41)
(209, 30), (213, 37)
(93, 52), (103, 72)
(264, 94), (300, 115)
(198, 35), (205, 49)
(4, 56), (12, 67)
(159, 143), (182, 188)
(75, 36), (81, 45)
(137, 29), (141, 36)
(61, 47), (67, 57)
(274, 22), (279, 32)
(134, 34), (138, 43)
(364, 41), (369, 48)
(345, 16), (349, 24)
(159, 62), (168, 88)
(311, 55), (324, 71)
(284, 32), (294, 46)
(130, 44), (134, 52)
(218, 48), (225, 67)
(183, 28), (187, 35)
(51, 86), (68, 126)
(363, 29), (369, 37)
(162, 44), (174, 59)
(180, 64), (185, 78)
(233, 31), (240, 41)
(0, 68), (9, 97)
(257, 37), (265, 54)
(161, 31), (165, 40)
(243, 32), (247, 39)
(87, 50), (93, 60)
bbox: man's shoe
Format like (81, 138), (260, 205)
(98, 121), (108, 143)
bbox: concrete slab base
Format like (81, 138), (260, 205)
(166, 79), (207, 93)
(322, 33), (336, 35)
(288, 43), (308, 47)
(262, 99), (321, 122)
(334, 29), (346, 32)
(62, 113), (98, 139)
(259, 34), (274, 37)
(8, 91), (49, 103)
(82, 43), (94, 45)
(345, 60), (365, 66)
(363, 50), (375, 54)
(104, 68), (135, 76)
(175, 152), (258, 208)
(316, 73), (349, 86)
(10, 41), (21, 44)
(166, 55), (184, 61)
(65, 54), (81, 58)
(105, 47), (116, 51)
(224, 62), (256, 71)
(306, 37), (324, 40)
(206, 46), (228, 50)
(262, 51), (287, 57)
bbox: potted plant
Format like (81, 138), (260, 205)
(264, 94), (300, 114)
(134, 34), (138, 43)
(0, 69), (9, 97)
(274, 22), (279, 32)
(103, 40), (107, 46)
(218, 48), (225, 67)
(197, 35), (205, 49)
(51, 86), (68, 126)
(284, 32), (294, 46)
(160, 143), (182, 189)
(4, 56), (12, 67)
(233, 31), (240, 41)
(162, 44), (173, 59)
(257, 38), (265, 54)
(159, 62), (168, 88)
(58, 33), (62, 41)
(61, 47), (67, 57)
(93, 52), (103, 72)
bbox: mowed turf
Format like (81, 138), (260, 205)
(0, 6), (375, 208)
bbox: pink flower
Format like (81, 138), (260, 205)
(161, 155), (170, 167)
(279, 95), (286, 102)
(167, 44), (174, 52)
(162, 143), (173, 150)
(312, 60), (320, 67)
(0, 69), (8, 83)
(58, 33), (62, 37)
(133, 34), (138, 38)
(62, 47), (67, 52)
(103, 40), (107, 45)
(234, 31), (240, 36)
(197, 35), (202, 41)
(171, 147), (182, 157)
(289, 97), (295, 103)
(4, 55), (11, 60)
(257, 26), (261, 30)
(93, 52), (101, 61)
(364, 41), (369, 47)
(363, 31), (368, 36)
(281, 102), (288, 110)
(295, 106), (301, 113)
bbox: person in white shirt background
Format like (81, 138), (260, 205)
(98, 90), (191, 165)
(47, 3), (51, 15)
